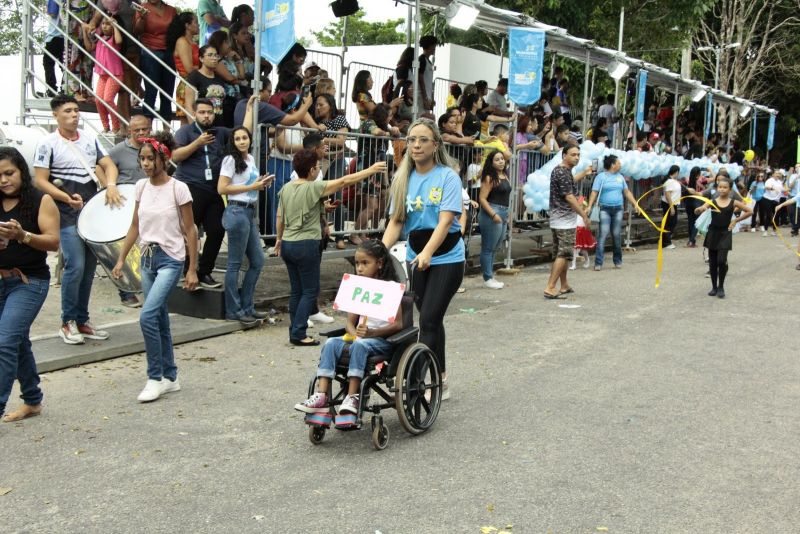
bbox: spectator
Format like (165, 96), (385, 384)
(207, 30), (246, 126)
(393, 46), (415, 97)
(683, 166), (704, 247)
(351, 70), (376, 125)
(82, 17), (124, 133)
(597, 94), (617, 142)
(33, 94), (121, 345)
(543, 144), (591, 299)
(555, 79), (571, 125)
(113, 132), (199, 403)
(133, 0), (177, 126)
(275, 149), (386, 346)
(314, 78), (336, 99)
(108, 112), (153, 307)
(417, 35), (438, 112)
(447, 83), (462, 109)
(484, 78), (512, 132)
(277, 42), (306, 78)
(171, 98), (254, 288)
(476, 124), (512, 167)
(197, 0), (230, 46)
(185, 45), (228, 126)
(459, 92), (483, 138)
(0, 148), (60, 423)
(229, 22), (255, 92)
(314, 93), (351, 247)
(515, 115), (543, 183)
(167, 11), (200, 125)
(478, 150), (511, 289)
(43, 0), (64, 96)
(218, 118), (273, 325)
(438, 107), (474, 179)
(762, 170), (783, 236)
(660, 165), (682, 249)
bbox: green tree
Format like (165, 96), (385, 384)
(312, 9), (405, 47)
(2, 0), (45, 56)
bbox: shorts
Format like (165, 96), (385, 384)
(551, 228), (576, 259)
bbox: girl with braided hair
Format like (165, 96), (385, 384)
(112, 132), (199, 403)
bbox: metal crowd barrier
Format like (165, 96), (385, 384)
(343, 61), (396, 129)
(305, 49), (345, 108)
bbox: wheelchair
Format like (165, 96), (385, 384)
(303, 245), (442, 450)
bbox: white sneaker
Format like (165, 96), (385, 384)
(762, 230), (768, 237)
(665, 244), (676, 249)
(137, 379), (162, 402)
(59, 320), (84, 345)
(484, 278), (504, 289)
(750, 228), (756, 232)
(441, 377), (450, 401)
(309, 311), (335, 324)
(160, 378), (181, 395)
(568, 262), (576, 270)
(307, 319), (315, 328)
(770, 231), (777, 236)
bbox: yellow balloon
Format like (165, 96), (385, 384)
(745, 150), (755, 162)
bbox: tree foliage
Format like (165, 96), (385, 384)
(2, 0), (46, 56)
(312, 9), (405, 47)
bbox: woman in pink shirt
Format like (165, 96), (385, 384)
(112, 132), (198, 403)
(82, 17), (124, 133)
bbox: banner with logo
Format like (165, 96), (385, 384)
(260, 0), (295, 64)
(767, 114), (776, 150)
(508, 28), (545, 106)
(705, 93), (714, 139)
(636, 69), (647, 130)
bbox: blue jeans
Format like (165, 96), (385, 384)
(139, 246), (182, 381)
(684, 198), (699, 245)
(140, 50), (175, 121)
(222, 203), (264, 319)
(265, 158), (293, 236)
(281, 239), (321, 341)
(478, 203), (508, 280)
(0, 275), (48, 417)
(60, 225), (97, 325)
(317, 336), (393, 379)
(596, 205), (624, 267)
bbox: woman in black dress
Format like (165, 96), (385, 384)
(694, 175), (752, 299)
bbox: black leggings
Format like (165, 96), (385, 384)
(660, 201), (679, 246)
(410, 261), (464, 373)
(758, 198), (775, 229)
(707, 248), (729, 290)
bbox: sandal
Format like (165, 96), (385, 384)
(543, 291), (566, 300)
(559, 288), (574, 295)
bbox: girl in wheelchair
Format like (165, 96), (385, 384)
(294, 240), (403, 418)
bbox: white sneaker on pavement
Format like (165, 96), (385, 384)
(137, 379), (162, 402)
(441, 376), (450, 401)
(665, 244), (677, 249)
(309, 311), (335, 324)
(160, 379), (181, 395)
(59, 320), (84, 345)
(484, 278), (504, 289)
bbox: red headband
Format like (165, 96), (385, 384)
(138, 137), (172, 159)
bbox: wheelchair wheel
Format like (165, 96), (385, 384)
(371, 422), (389, 450)
(309, 425), (326, 445)
(394, 342), (441, 435)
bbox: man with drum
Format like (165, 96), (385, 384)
(33, 94), (122, 345)
(108, 112), (152, 308)
(172, 98), (241, 289)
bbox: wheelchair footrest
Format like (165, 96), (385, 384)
(304, 411), (332, 427)
(334, 413), (359, 430)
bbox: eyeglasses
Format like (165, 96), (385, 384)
(406, 136), (432, 145)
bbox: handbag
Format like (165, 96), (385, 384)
(589, 175), (605, 222)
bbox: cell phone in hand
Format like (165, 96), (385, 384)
(302, 85), (311, 98)
(591, 159), (598, 172)
(206, 127), (217, 137)
(131, 2), (147, 13)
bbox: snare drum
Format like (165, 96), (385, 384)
(77, 184), (142, 292)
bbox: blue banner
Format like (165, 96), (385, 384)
(508, 28), (545, 106)
(260, 0), (295, 64)
(704, 93), (713, 139)
(751, 113), (757, 146)
(767, 114), (776, 150)
(635, 70), (647, 130)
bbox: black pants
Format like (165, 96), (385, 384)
(187, 184), (226, 276)
(758, 198), (776, 230)
(410, 261), (464, 373)
(43, 37), (64, 95)
(660, 201), (679, 246)
(708, 248), (729, 290)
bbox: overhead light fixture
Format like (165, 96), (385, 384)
(739, 104), (752, 118)
(446, 2), (480, 31)
(606, 60), (629, 80)
(330, 0), (359, 18)
(691, 87), (707, 102)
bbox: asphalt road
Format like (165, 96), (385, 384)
(3, 232), (799, 533)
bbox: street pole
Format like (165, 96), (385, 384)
(412, 0), (420, 120)
(713, 48), (720, 134)
(612, 6), (624, 110)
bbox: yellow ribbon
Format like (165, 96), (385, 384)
(635, 184), (719, 287)
(772, 206), (800, 257)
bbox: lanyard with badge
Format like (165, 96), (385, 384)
(196, 123), (213, 181)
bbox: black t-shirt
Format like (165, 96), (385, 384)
(487, 178), (512, 207)
(463, 112), (481, 137)
(186, 70), (228, 127)
(0, 191), (49, 280)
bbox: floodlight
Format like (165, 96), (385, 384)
(606, 60), (629, 80)
(739, 104), (752, 118)
(447, 3), (479, 31)
(691, 87), (707, 102)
